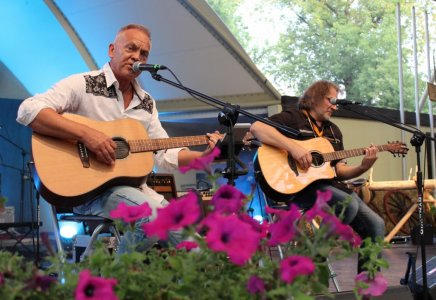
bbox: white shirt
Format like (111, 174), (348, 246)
(17, 63), (182, 202)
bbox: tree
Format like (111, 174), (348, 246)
(207, 0), (436, 111)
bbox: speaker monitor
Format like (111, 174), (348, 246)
(316, 286), (413, 299)
(414, 256), (436, 300)
(411, 224), (435, 245)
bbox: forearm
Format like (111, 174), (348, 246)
(29, 108), (88, 142)
(335, 163), (367, 181)
(250, 121), (297, 153)
(177, 149), (203, 167)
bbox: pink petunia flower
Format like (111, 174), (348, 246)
(238, 213), (269, 239)
(266, 204), (302, 246)
(26, 274), (56, 292)
(355, 272), (388, 297)
(304, 189), (333, 221)
(279, 255), (315, 284)
(0, 272), (4, 286)
(211, 184), (246, 214)
(75, 269), (118, 300)
(142, 190), (202, 240)
(247, 275), (265, 295)
(202, 213), (261, 265)
(179, 147), (221, 174)
(322, 214), (362, 248)
(109, 202), (152, 223)
(176, 240), (199, 251)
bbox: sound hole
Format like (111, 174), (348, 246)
(311, 152), (324, 167)
(113, 137), (130, 159)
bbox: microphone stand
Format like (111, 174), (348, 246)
(216, 105), (247, 184)
(0, 133), (40, 266)
(147, 71), (300, 185)
(341, 104), (433, 300)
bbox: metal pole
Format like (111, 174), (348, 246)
(424, 11), (436, 180)
(396, 3), (407, 180)
(412, 6), (420, 130)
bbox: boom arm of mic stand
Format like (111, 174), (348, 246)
(149, 71), (300, 185)
(149, 72), (300, 138)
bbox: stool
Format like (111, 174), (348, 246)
(49, 205), (121, 262)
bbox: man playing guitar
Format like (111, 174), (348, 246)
(250, 80), (385, 274)
(17, 24), (221, 253)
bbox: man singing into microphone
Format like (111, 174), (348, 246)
(16, 24), (221, 252)
(250, 80), (385, 274)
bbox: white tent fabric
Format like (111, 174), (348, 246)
(1, 0), (281, 121)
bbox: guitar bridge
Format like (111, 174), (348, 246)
(77, 142), (90, 168)
(288, 154), (299, 176)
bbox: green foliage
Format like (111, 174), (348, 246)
(0, 186), (389, 299)
(206, 0), (436, 111)
(0, 217), (388, 300)
(205, 0), (252, 48)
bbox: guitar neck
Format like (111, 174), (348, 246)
(129, 135), (209, 153)
(323, 144), (389, 162)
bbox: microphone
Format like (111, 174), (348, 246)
(132, 62), (167, 73)
(330, 98), (362, 105)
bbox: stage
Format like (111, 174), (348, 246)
(326, 240), (436, 298)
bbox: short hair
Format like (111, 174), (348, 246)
(117, 24), (151, 41)
(297, 80), (339, 110)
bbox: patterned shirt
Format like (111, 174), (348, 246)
(17, 63), (182, 202)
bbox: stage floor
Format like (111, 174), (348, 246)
(327, 240), (436, 293)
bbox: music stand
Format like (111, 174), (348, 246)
(216, 123), (250, 161)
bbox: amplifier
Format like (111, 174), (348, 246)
(177, 190), (214, 216)
(177, 190), (214, 200)
(146, 173), (177, 201)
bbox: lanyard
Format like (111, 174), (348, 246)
(302, 110), (323, 137)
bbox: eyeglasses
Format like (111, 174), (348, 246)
(326, 97), (337, 105)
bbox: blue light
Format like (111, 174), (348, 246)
(0, 1), (89, 95)
(59, 221), (79, 239)
(252, 214), (264, 223)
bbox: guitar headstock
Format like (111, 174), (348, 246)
(387, 141), (409, 157)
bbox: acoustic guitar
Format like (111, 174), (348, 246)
(255, 137), (408, 201)
(31, 114), (210, 207)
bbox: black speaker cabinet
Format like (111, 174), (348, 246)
(411, 225), (435, 245)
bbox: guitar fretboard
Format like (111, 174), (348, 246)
(129, 135), (209, 152)
(322, 145), (389, 162)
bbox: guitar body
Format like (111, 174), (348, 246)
(256, 137), (336, 201)
(32, 114), (153, 207)
(255, 137), (408, 202)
